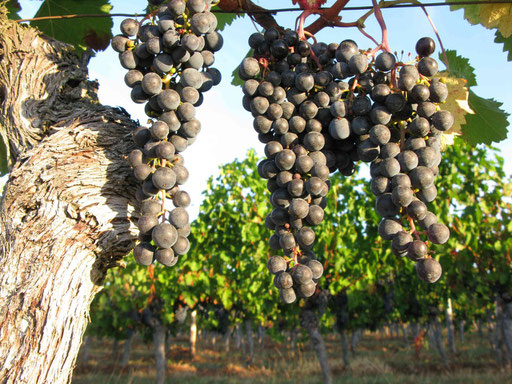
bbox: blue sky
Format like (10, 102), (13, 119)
(16, 1), (512, 218)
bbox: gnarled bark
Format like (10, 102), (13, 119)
(0, 11), (137, 384)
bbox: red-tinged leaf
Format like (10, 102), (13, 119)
(31, 0), (113, 56)
(84, 28), (110, 51)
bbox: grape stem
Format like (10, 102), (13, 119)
(399, 120), (406, 151)
(372, 0), (392, 53)
(295, 12), (323, 69)
(348, 75), (359, 108)
(358, 26), (380, 48)
(390, 65), (399, 90)
(408, 217), (422, 241)
(160, 159), (167, 219)
(418, 4), (450, 71)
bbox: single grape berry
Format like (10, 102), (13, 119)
(267, 256), (287, 274)
(416, 257), (442, 283)
(415, 37), (435, 57)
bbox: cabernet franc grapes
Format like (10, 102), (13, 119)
(114, 0), (222, 266)
(241, 33), (450, 301)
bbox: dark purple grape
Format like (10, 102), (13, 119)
(267, 256), (287, 274)
(407, 240), (428, 261)
(427, 223), (450, 244)
(416, 37), (436, 57)
(134, 242), (155, 266)
(152, 222), (178, 249)
(292, 264), (313, 284)
(416, 258), (442, 283)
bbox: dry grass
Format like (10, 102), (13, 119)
(73, 330), (512, 384)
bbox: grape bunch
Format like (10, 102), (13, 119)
(239, 30), (452, 301)
(111, 0), (222, 266)
(239, 28), (366, 303)
(335, 37), (451, 284)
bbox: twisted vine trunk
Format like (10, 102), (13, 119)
(153, 326), (166, 384)
(301, 309), (332, 384)
(189, 310), (197, 358)
(245, 318), (254, 365)
(78, 336), (92, 367)
(339, 329), (350, 367)
(223, 326), (233, 352)
(121, 330), (137, 368)
(445, 298), (456, 353)
(0, 12), (137, 384)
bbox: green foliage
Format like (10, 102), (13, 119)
(449, 0), (512, 37)
(211, 5), (243, 31)
(442, 50), (477, 87)
(5, 0), (21, 20)
(494, 30), (512, 62)
(464, 91), (509, 146)
(31, 0), (113, 55)
(190, 150), (281, 324)
(231, 49), (252, 87)
(441, 50), (509, 146)
(0, 135), (8, 176)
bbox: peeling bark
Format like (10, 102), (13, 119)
(0, 12), (138, 384)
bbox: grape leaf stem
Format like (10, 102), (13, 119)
(408, 217), (422, 242)
(372, 0), (391, 53)
(358, 26), (380, 48)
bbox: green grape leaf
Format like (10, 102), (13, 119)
(231, 48), (252, 87)
(5, 0), (21, 20)
(31, 0), (113, 55)
(449, 0), (512, 38)
(495, 30), (512, 61)
(462, 90), (509, 145)
(0, 134), (8, 176)
(216, 12), (239, 31)
(440, 50), (477, 87)
(231, 63), (243, 87)
(449, 1), (481, 25)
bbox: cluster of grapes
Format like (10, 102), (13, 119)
(111, 0), (222, 266)
(353, 38), (451, 284)
(239, 30), (452, 301)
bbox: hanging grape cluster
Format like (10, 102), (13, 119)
(239, 29), (452, 303)
(112, 0), (222, 266)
